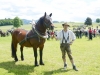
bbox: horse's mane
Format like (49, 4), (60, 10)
(36, 16), (44, 26)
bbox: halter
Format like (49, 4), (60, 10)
(43, 21), (51, 28)
(31, 13), (52, 38)
(32, 27), (48, 39)
(31, 19), (49, 39)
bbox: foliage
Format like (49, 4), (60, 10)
(0, 18), (13, 26)
(13, 16), (23, 28)
(84, 17), (92, 26)
(96, 18), (100, 23)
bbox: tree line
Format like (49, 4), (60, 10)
(0, 18), (13, 26)
(0, 17), (23, 27)
(0, 16), (100, 28)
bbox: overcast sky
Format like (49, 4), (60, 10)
(0, 0), (100, 22)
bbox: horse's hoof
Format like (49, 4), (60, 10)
(15, 59), (18, 62)
(40, 62), (45, 65)
(21, 58), (24, 61)
(35, 64), (39, 66)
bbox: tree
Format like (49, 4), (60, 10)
(84, 17), (92, 26)
(96, 18), (100, 23)
(13, 16), (21, 28)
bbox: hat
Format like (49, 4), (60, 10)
(62, 22), (70, 27)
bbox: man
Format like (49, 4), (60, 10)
(55, 22), (78, 71)
(88, 27), (92, 40)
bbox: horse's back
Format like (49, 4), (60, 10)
(12, 29), (28, 42)
(12, 28), (46, 47)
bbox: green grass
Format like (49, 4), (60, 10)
(0, 24), (100, 75)
(0, 35), (100, 75)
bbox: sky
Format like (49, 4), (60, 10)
(0, 0), (100, 22)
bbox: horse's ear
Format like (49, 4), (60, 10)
(49, 13), (52, 17)
(44, 12), (46, 18)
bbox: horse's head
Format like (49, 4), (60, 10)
(31, 12), (54, 38)
(36, 12), (53, 29)
(43, 12), (53, 28)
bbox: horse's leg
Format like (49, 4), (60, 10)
(11, 41), (18, 61)
(20, 46), (24, 61)
(39, 48), (44, 65)
(33, 48), (39, 66)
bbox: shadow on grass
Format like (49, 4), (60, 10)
(0, 61), (35, 75)
(44, 68), (72, 75)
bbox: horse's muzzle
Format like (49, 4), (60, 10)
(49, 25), (54, 30)
(51, 24), (54, 26)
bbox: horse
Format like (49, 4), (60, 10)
(11, 12), (53, 66)
(7, 29), (13, 35)
(0, 30), (6, 37)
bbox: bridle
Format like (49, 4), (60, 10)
(32, 26), (48, 39)
(31, 18), (52, 39)
(43, 21), (51, 28)
(38, 16), (52, 29)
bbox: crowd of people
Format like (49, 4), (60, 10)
(46, 26), (100, 41)
(73, 26), (100, 40)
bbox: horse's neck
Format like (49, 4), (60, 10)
(35, 23), (46, 35)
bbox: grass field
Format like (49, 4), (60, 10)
(0, 24), (100, 75)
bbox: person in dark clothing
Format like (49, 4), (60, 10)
(88, 27), (93, 40)
(79, 29), (82, 38)
(93, 29), (96, 37)
(75, 30), (80, 39)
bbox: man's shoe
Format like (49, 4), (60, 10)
(64, 64), (67, 69)
(73, 65), (78, 71)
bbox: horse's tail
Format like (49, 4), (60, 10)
(11, 29), (18, 58)
(11, 40), (16, 58)
(11, 34), (17, 58)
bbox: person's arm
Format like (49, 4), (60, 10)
(69, 31), (76, 45)
(54, 31), (61, 40)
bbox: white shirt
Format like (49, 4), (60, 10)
(57, 29), (76, 44)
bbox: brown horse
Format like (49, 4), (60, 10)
(11, 12), (53, 66)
